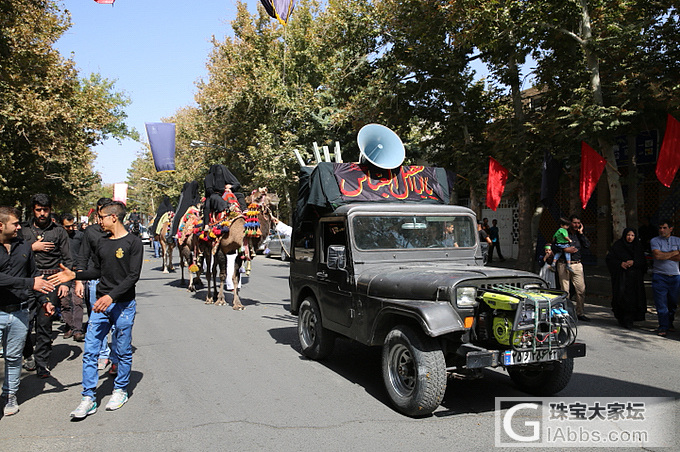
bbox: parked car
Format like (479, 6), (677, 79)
(266, 230), (291, 261)
(138, 225), (152, 246)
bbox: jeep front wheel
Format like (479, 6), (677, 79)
(507, 358), (574, 395)
(297, 297), (335, 360)
(382, 325), (446, 417)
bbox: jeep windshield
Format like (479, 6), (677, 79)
(352, 215), (476, 250)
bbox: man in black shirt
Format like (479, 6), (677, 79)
(0, 206), (54, 415)
(61, 213), (85, 342)
(20, 193), (71, 378)
(50, 201), (143, 419)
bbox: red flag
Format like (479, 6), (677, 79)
(486, 157), (509, 211)
(656, 114), (680, 188)
(86, 208), (95, 218)
(580, 142), (606, 209)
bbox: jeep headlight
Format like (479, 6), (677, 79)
(456, 287), (478, 308)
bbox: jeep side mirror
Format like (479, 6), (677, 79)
(327, 245), (346, 270)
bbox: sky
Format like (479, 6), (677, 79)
(55, 0), (248, 184)
(54, 1), (503, 185)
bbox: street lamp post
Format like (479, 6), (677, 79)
(140, 177), (169, 188)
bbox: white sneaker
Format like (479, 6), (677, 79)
(105, 389), (128, 411)
(70, 396), (97, 419)
(97, 358), (109, 370)
(3, 394), (19, 416)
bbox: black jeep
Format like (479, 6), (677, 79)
(289, 164), (585, 416)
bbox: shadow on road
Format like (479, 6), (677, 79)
(267, 324), (680, 418)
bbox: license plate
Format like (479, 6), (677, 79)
(503, 348), (564, 366)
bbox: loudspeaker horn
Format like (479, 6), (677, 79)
(357, 124), (405, 170)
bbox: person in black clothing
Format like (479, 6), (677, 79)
(76, 198), (114, 370)
(477, 220), (492, 265)
(20, 193), (71, 378)
(487, 219), (506, 263)
(0, 206), (55, 415)
(606, 228), (647, 329)
(50, 201), (143, 418)
(61, 213), (85, 341)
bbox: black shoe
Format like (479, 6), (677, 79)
(36, 367), (50, 379)
(577, 315), (591, 322)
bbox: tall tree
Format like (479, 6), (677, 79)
(0, 0), (136, 208)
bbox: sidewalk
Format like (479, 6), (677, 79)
(490, 258), (667, 336)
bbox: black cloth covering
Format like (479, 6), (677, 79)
(203, 165), (244, 225)
(295, 162), (450, 224)
(605, 228), (647, 326)
(171, 181), (200, 237)
(150, 195), (174, 236)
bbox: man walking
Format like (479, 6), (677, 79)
(0, 206), (54, 415)
(21, 194), (71, 378)
(487, 219), (506, 263)
(77, 198), (114, 370)
(61, 213), (85, 342)
(556, 214), (591, 322)
(50, 201), (143, 418)
(650, 220), (680, 337)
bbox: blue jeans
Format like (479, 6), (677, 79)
(82, 300), (136, 398)
(153, 240), (161, 258)
(0, 308), (29, 395)
(88, 280), (115, 362)
(652, 273), (680, 331)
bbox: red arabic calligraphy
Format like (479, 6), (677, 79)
(338, 164), (438, 200)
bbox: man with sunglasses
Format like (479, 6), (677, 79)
(20, 193), (72, 378)
(50, 201), (143, 418)
(77, 198), (115, 371)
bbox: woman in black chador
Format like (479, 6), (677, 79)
(606, 228), (647, 329)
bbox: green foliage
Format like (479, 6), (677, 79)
(0, 0), (136, 211)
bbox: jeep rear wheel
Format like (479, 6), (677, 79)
(382, 325), (446, 417)
(507, 358), (574, 395)
(297, 297), (335, 360)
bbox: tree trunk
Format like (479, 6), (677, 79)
(507, 51), (532, 270)
(516, 184), (534, 271)
(470, 186), (482, 218)
(580, 0), (626, 236)
(625, 134), (639, 229)
(569, 166), (580, 216)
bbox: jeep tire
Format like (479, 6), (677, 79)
(298, 297), (335, 360)
(382, 325), (446, 417)
(507, 357), (574, 395)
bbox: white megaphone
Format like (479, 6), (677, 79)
(357, 124), (405, 169)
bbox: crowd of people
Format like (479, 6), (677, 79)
(537, 215), (680, 335)
(0, 194), (141, 418)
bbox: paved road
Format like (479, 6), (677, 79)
(1, 247), (678, 450)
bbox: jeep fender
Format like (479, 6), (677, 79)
(369, 299), (466, 345)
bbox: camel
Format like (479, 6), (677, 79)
(201, 215), (247, 310)
(178, 232), (202, 292)
(156, 220), (175, 274)
(176, 205), (203, 292)
(243, 187), (274, 276)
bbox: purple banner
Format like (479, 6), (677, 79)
(145, 122), (176, 173)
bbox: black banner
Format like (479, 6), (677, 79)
(333, 163), (446, 203)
